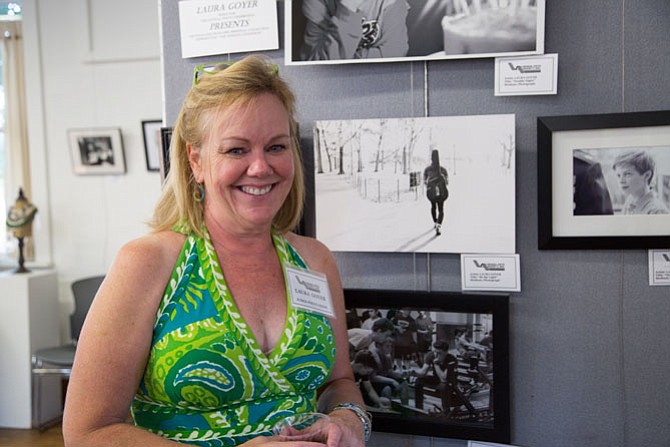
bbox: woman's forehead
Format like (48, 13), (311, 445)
(201, 94), (290, 141)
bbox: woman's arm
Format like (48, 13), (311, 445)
(62, 232), (184, 447)
(286, 233), (367, 447)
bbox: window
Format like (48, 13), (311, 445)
(0, 2), (21, 17)
(1, 1), (22, 260)
(0, 52), (6, 255)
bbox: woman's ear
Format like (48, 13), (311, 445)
(187, 144), (204, 183)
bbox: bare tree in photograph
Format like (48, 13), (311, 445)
(314, 126), (325, 174)
(500, 134), (514, 170)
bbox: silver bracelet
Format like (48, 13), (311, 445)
(332, 402), (372, 444)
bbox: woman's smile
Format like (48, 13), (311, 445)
(239, 184), (274, 196)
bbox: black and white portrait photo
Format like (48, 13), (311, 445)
(573, 147), (670, 216)
(286, 0), (545, 65)
(538, 111), (670, 249)
(313, 114), (515, 254)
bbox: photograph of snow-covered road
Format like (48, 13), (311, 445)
(313, 114), (516, 254)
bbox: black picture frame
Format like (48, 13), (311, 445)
(344, 288), (510, 444)
(159, 126), (174, 183)
(537, 110), (670, 250)
(142, 120), (163, 172)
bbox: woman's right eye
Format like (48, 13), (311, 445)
(224, 147), (245, 155)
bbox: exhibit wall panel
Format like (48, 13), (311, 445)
(160, 1), (670, 446)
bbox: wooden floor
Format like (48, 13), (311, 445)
(0, 423), (64, 447)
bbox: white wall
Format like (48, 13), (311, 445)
(23, 0), (163, 339)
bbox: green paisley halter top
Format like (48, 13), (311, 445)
(131, 228), (336, 446)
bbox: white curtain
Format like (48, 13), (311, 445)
(1, 20), (31, 201)
(2, 19), (33, 260)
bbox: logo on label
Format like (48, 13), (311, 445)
(508, 62), (541, 73)
(663, 253), (670, 263)
(296, 276), (322, 293)
(473, 260), (506, 271)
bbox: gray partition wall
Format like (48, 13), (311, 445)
(159, 2), (670, 446)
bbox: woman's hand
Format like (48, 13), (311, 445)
(323, 410), (366, 447)
(241, 435), (326, 446)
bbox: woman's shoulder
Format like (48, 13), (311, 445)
(283, 232), (336, 271)
(115, 230), (186, 277)
(122, 229), (185, 255)
(97, 230), (187, 317)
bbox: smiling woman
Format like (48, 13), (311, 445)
(62, 55), (369, 447)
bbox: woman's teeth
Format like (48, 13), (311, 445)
(241, 185), (272, 196)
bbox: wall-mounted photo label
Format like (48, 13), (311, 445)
(179, 0), (278, 58)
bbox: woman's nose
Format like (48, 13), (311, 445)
(248, 151), (273, 176)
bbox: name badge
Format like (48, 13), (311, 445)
(284, 265), (335, 318)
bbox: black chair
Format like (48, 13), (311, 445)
(31, 275), (105, 429)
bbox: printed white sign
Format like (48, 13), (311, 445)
(178, 0), (279, 58)
(285, 266), (335, 318)
(461, 254), (521, 292)
(494, 53), (558, 96)
(648, 249), (670, 286)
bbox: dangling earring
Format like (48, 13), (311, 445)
(194, 183), (205, 203)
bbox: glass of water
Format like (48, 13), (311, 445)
(272, 412), (330, 442)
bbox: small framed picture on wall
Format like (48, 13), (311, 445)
(142, 120), (163, 172)
(537, 110), (670, 249)
(67, 127), (126, 175)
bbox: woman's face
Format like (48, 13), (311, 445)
(615, 163), (650, 199)
(188, 93), (294, 233)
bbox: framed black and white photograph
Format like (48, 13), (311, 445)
(286, 0), (545, 65)
(345, 288), (510, 443)
(67, 127), (126, 175)
(142, 120), (163, 172)
(313, 114), (516, 253)
(537, 110), (670, 250)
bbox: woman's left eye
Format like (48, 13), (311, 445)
(267, 144), (287, 153)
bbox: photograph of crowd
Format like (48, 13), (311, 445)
(346, 305), (496, 427)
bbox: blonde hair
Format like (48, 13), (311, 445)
(149, 55), (304, 236)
